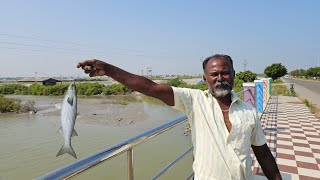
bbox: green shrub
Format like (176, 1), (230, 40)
(166, 78), (187, 87)
(236, 71), (257, 82)
(272, 84), (291, 96)
(192, 82), (208, 90)
(233, 77), (244, 93)
(103, 84), (133, 95)
(77, 82), (104, 95)
(272, 78), (283, 84)
(0, 84), (28, 94)
(19, 100), (36, 113)
(0, 95), (21, 113)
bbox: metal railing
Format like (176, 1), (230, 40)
(235, 88), (249, 96)
(37, 87), (269, 180)
(36, 115), (192, 180)
(152, 146), (193, 180)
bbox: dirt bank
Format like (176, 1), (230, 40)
(35, 97), (151, 127)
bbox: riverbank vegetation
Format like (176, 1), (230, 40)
(0, 78), (245, 112)
(0, 95), (21, 113)
(0, 95), (35, 113)
(0, 76), (245, 97)
(0, 83), (133, 96)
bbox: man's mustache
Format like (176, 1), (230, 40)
(213, 81), (230, 89)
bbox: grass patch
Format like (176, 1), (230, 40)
(272, 84), (295, 96)
(287, 101), (303, 104)
(272, 78), (283, 84)
(302, 99), (318, 115)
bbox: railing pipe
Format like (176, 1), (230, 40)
(235, 88), (249, 95)
(186, 172), (195, 180)
(152, 146), (193, 180)
(36, 115), (188, 180)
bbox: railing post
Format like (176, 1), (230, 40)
(243, 83), (256, 107)
(262, 79), (268, 109)
(128, 148), (134, 180)
(267, 78), (272, 96)
(254, 80), (264, 115)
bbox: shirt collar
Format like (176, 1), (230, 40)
(230, 91), (240, 104)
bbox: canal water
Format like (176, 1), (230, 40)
(0, 95), (193, 180)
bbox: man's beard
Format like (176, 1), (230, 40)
(210, 81), (232, 98)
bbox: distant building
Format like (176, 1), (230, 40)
(17, 78), (62, 86)
(42, 78), (62, 86)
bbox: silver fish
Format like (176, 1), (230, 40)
(56, 81), (78, 159)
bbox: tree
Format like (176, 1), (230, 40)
(306, 67), (320, 78)
(264, 63), (287, 80)
(290, 69), (306, 77)
(236, 70), (257, 82)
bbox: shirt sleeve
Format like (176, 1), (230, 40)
(251, 109), (267, 146)
(171, 87), (193, 115)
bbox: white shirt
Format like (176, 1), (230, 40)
(171, 87), (266, 180)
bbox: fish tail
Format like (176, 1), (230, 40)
(56, 144), (77, 159)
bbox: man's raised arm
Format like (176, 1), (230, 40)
(77, 59), (174, 106)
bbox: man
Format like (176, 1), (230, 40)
(77, 54), (281, 180)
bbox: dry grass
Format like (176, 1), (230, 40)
(272, 84), (296, 97)
(298, 97), (320, 118)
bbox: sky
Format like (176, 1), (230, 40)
(0, 0), (319, 77)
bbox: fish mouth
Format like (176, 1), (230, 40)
(68, 81), (77, 92)
(70, 81), (76, 88)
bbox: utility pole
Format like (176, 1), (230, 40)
(243, 59), (247, 71)
(318, 56), (319, 67)
(200, 56), (204, 62)
(147, 67), (152, 77)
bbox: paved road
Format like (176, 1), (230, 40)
(282, 77), (320, 109)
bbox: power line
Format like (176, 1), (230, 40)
(0, 33), (86, 46)
(0, 41), (106, 54)
(0, 33), (165, 54)
(0, 34), (185, 60)
(0, 45), (184, 60)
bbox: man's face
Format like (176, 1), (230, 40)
(203, 57), (235, 98)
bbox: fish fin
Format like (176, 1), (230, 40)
(72, 129), (78, 137)
(57, 127), (63, 136)
(76, 113), (82, 119)
(56, 144), (77, 159)
(55, 103), (62, 110)
(67, 97), (73, 105)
